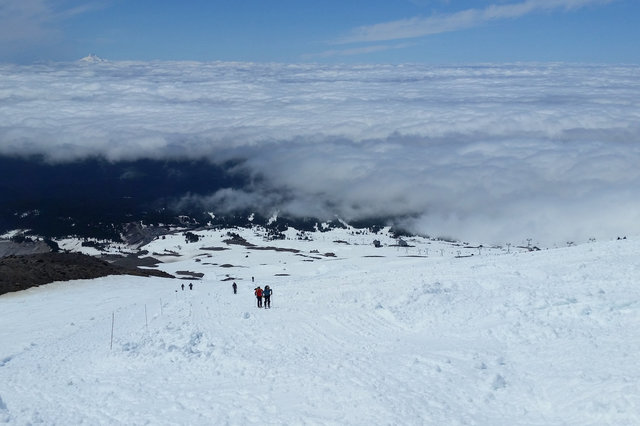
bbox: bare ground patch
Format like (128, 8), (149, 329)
(176, 270), (205, 279)
(1, 252), (174, 296)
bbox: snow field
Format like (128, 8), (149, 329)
(1, 229), (640, 424)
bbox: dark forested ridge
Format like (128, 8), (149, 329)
(0, 155), (398, 241)
(0, 155), (247, 239)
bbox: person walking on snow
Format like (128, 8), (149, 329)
(263, 285), (272, 309)
(254, 286), (263, 308)
(232, 282), (237, 294)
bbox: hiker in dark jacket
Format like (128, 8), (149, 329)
(232, 282), (237, 294)
(263, 285), (272, 309)
(254, 286), (263, 308)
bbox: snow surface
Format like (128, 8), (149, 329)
(1, 227), (639, 425)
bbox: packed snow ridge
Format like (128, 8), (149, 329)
(1, 225), (639, 425)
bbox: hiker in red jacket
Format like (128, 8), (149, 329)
(254, 286), (263, 308)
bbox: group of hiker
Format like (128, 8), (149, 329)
(253, 285), (272, 308)
(231, 281), (273, 309)
(178, 279), (273, 309)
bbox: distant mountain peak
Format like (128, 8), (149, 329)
(79, 54), (107, 63)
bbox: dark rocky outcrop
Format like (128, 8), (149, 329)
(0, 240), (53, 257)
(0, 252), (173, 296)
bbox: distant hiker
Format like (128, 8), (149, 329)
(189, 283), (193, 290)
(263, 285), (272, 309)
(254, 286), (263, 308)
(181, 283), (185, 291)
(232, 282), (237, 294)
(252, 276), (255, 282)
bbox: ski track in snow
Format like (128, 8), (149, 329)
(1, 228), (640, 425)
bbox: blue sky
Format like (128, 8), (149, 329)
(0, 0), (638, 64)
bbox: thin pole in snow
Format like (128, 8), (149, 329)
(110, 312), (114, 350)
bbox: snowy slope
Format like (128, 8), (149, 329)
(1, 228), (639, 425)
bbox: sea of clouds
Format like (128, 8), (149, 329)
(1, 60), (639, 245)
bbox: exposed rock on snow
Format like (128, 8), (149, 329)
(0, 252), (173, 295)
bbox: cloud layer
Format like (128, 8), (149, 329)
(1, 60), (639, 245)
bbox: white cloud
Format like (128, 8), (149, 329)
(336, 0), (615, 45)
(1, 61), (639, 245)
